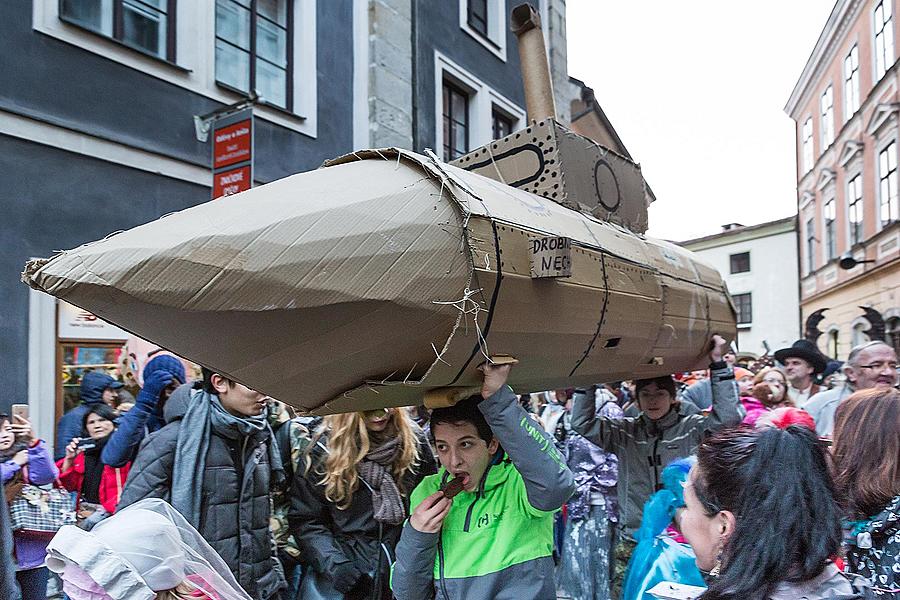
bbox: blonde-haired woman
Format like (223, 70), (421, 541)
(289, 408), (436, 599)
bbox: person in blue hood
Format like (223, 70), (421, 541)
(101, 354), (185, 467)
(55, 371), (123, 460)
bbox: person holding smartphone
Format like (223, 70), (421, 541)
(57, 404), (131, 521)
(0, 409), (58, 600)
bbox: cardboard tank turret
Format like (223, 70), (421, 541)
(21, 4), (735, 415)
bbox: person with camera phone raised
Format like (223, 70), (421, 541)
(57, 403), (131, 527)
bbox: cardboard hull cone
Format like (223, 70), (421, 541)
(22, 149), (735, 415)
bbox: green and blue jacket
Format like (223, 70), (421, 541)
(391, 386), (575, 600)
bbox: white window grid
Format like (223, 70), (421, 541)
(847, 173), (864, 245)
(874, 0), (895, 82)
(878, 141), (899, 226)
(805, 216), (816, 274)
(802, 117), (814, 173)
(823, 196), (837, 261)
(844, 44), (860, 121)
(821, 86), (834, 148)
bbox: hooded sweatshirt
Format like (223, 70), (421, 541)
(391, 386), (575, 600)
(55, 371), (121, 461)
(571, 364), (741, 538)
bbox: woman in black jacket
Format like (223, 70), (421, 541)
(289, 408), (436, 599)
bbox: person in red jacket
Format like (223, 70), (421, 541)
(57, 404), (130, 518)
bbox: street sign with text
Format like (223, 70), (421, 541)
(211, 108), (253, 199)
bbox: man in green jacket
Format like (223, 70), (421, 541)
(391, 362), (575, 599)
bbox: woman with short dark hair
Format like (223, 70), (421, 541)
(833, 388), (900, 597)
(57, 403), (130, 517)
(679, 425), (871, 599)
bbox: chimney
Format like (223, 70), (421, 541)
(510, 3), (557, 123)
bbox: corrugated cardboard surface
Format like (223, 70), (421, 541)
(451, 119), (649, 233)
(25, 148), (734, 414)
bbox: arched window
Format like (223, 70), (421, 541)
(827, 328), (840, 359)
(888, 316), (900, 355)
(851, 318), (870, 348)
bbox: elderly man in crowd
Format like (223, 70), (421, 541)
(804, 340), (898, 437)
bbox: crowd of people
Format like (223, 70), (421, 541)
(0, 334), (897, 600)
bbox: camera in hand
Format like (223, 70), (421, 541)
(76, 438), (97, 451)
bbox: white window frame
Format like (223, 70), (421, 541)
(822, 194), (837, 263)
(802, 117), (814, 173)
(434, 51), (525, 160)
(877, 138), (900, 229)
(458, 0), (508, 61)
(844, 43), (860, 122)
(846, 171), (864, 246)
(32, 0), (318, 138)
(805, 215), (817, 275)
(873, 0), (895, 83)
(821, 85), (834, 148)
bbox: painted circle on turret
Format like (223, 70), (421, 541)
(593, 160), (621, 212)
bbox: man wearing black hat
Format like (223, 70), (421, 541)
(773, 340), (828, 406)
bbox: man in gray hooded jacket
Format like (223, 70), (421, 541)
(571, 335), (741, 596)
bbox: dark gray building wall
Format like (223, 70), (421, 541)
(412, 0), (536, 152)
(0, 2), (354, 183)
(0, 137), (209, 410)
(0, 2), (355, 411)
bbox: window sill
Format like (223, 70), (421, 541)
(58, 15), (190, 73)
(737, 323), (752, 330)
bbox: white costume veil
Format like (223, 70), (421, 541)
(46, 498), (251, 600)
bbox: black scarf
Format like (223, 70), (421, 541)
(81, 436), (109, 504)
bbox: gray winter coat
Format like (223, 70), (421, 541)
(768, 563), (874, 599)
(118, 383), (285, 599)
(571, 365), (741, 538)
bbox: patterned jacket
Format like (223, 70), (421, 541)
(845, 495), (900, 597)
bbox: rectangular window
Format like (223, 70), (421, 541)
(443, 80), (469, 161)
(733, 293), (752, 325)
(820, 86), (834, 147)
(492, 108), (514, 140)
(59, 0), (175, 61)
(467, 0), (488, 37)
(875, 0), (894, 81)
(215, 0), (291, 110)
(848, 174), (864, 245)
(729, 251), (750, 274)
(879, 142), (899, 225)
(806, 217), (816, 273)
(844, 45), (860, 120)
(802, 117), (814, 173)
(824, 197), (837, 260)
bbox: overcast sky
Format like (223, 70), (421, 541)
(566, 1), (836, 240)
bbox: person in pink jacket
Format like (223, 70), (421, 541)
(0, 412), (59, 600)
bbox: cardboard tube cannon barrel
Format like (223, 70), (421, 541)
(22, 148), (735, 415)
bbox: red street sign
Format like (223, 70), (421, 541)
(213, 119), (252, 169)
(213, 165), (252, 199)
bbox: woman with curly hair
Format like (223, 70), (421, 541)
(679, 425), (872, 599)
(832, 388), (900, 597)
(289, 408), (436, 599)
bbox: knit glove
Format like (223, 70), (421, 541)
(136, 371), (175, 408)
(331, 561), (364, 594)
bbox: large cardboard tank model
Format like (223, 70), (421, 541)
(21, 6), (735, 415)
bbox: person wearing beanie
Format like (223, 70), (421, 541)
(55, 371), (124, 461)
(102, 354), (186, 468)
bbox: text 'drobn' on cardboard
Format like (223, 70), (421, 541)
(529, 236), (572, 278)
